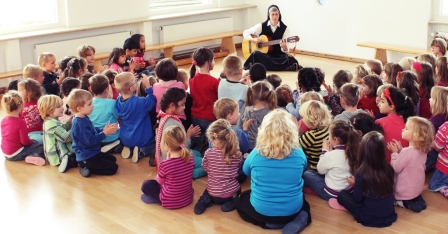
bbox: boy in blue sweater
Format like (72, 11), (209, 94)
(67, 89), (119, 177)
(88, 74), (122, 153)
(114, 72), (157, 165)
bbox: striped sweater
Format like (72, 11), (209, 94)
(299, 126), (329, 170)
(156, 156), (194, 209)
(202, 147), (242, 198)
(434, 121), (448, 175)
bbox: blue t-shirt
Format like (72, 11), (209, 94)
(71, 116), (106, 161)
(114, 88), (156, 147)
(243, 148), (307, 216)
(89, 97), (120, 143)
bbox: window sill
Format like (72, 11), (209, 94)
(429, 21), (448, 24)
(0, 4), (256, 42)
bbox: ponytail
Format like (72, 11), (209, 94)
(330, 120), (361, 174)
(189, 64), (197, 79)
(190, 47), (214, 78)
(385, 87), (416, 121)
(1, 90), (23, 114)
(161, 126), (191, 163)
(267, 89), (277, 110)
(244, 86), (254, 108)
(179, 146), (191, 163)
(244, 81), (277, 109)
(206, 119), (241, 164)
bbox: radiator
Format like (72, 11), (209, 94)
(34, 31), (131, 63)
(159, 18), (233, 53)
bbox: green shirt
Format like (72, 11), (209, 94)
(43, 118), (74, 166)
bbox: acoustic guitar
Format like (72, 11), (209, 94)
(242, 35), (300, 58)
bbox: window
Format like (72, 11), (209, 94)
(0, 0), (58, 30)
(442, 0), (448, 15)
(149, 0), (214, 15)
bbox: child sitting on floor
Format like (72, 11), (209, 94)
(218, 55), (248, 114)
(334, 83), (364, 121)
(17, 78), (44, 143)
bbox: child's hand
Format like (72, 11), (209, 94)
(347, 176), (355, 187)
(103, 123), (118, 135)
(243, 119), (254, 131)
(387, 139), (402, 154)
(365, 109), (375, 118)
(187, 125), (201, 138)
(280, 90), (294, 104)
(240, 76), (252, 87)
(148, 57), (157, 66)
(99, 65), (109, 73)
(323, 138), (331, 151)
(322, 80), (333, 94)
(141, 74), (151, 89)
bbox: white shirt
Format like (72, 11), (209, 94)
(317, 149), (352, 191)
(243, 21), (291, 52)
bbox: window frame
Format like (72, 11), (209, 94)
(148, 0), (216, 17)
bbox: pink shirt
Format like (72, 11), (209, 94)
(434, 121), (448, 174)
(391, 147), (426, 200)
(1, 116), (35, 155)
(153, 80), (186, 119)
(19, 100), (43, 132)
(375, 114), (409, 162)
(109, 63), (124, 74)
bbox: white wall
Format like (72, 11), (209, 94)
(246, 0), (431, 62)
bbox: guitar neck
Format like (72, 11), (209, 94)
(261, 39), (283, 47)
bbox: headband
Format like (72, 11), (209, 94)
(383, 88), (395, 107)
(397, 71), (402, 82)
(413, 62), (422, 72)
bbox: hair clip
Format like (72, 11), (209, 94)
(179, 144), (185, 148)
(213, 133), (218, 139)
(412, 62), (422, 72)
(226, 126), (231, 131)
(383, 88), (395, 106)
(396, 71), (402, 82)
(192, 60), (197, 66)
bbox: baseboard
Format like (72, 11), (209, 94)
(289, 49), (367, 64)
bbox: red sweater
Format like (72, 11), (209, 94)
(189, 73), (220, 121)
(357, 96), (379, 116)
(19, 100), (43, 132)
(1, 116), (35, 155)
(375, 114), (409, 162)
(418, 87), (432, 119)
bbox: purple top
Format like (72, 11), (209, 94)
(430, 114), (448, 133)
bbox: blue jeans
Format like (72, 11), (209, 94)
(302, 170), (333, 201)
(28, 131), (43, 144)
(5, 142), (44, 161)
(140, 136), (156, 156)
(426, 149), (438, 172)
(429, 169), (448, 191)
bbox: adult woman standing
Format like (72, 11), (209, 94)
(236, 109), (311, 233)
(243, 5), (300, 71)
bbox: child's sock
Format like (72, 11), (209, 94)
(141, 194), (159, 204)
(395, 200), (405, 208)
(25, 156), (45, 166)
(282, 210), (309, 234)
(121, 146), (131, 159)
(440, 187), (448, 198)
(328, 198), (347, 211)
(402, 199), (424, 213)
(132, 146), (139, 163)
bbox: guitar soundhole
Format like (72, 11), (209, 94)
(257, 43), (262, 49)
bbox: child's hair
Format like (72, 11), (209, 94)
(340, 83), (360, 107)
(297, 67), (325, 92)
(22, 64), (43, 78)
(1, 90), (23, 114)
(222, 55), (242, 77)
(190, 47), (214, 78)
(399, 57), (416, 71)
(214, 97), (238, 119)
(266, 74), (282, 89)
(18, 78), (42, 102)
(123, 38), (140, 51)
(349, 112), (384, 136)
(407, 117), (434, 153)
(206, 119), (241, 164)
(38, 52), (55, 67)
(155, 58), (178, 82)
(108, 48), (126, 65)
(176, 68), (189, 88)
(65, 57), (87, 78)
(430, 86), (448, 116)
(77, 44), (96, 58)
(362, 74), (383, 97)
(275, 84), (293, 107)
(330, 120), (361, 174)
(256, 109), (300, 159)
(333, 70), (352, 92)
(417, 54), (436, 73)
(382, 62), (403, 86)
(79, 73), (94, 92)
(431, 38), (447, 56)
(160, 87), (187, 112)
(249, 63), (267, 83)
(7, 79), (21, 91)
(89, 74), (109, 95)
(130, 33), (145, 52)
(114, 72), (134, 94)
(365, 59), (383, 75)
(377, 83), (394, 97)
(397, 71), (419, 108)
(435, 56), (448, 84)
(102, 69), (118, 86)
(354, 64), (370, 81)
(299, 91), (324, 105)
(383, 87), (415, 121)
(413, 61), (435, 99)
(245, 81), (277, 110)
(358, 131), (395, 197)
(299, 100), (332, 130)
(37, 95), (63, 121)
(66, 89), (93, 113)
(161, 126), (191, 162)
(60, 78), (81, 97)
(59, 56), (76, 72)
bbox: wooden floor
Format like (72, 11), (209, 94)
(1, 51), (448, 233)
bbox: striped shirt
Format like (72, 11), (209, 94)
(434, 122), (448, 174)
(299, 126), (329, 170)
(156, 156), (194, 209)
(202, 148), (242, 198)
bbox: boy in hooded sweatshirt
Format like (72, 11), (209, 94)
(114, 72), (157, 165)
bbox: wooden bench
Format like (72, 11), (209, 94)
(1, 30), (243, 80)
(357, 41), (430, 64)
